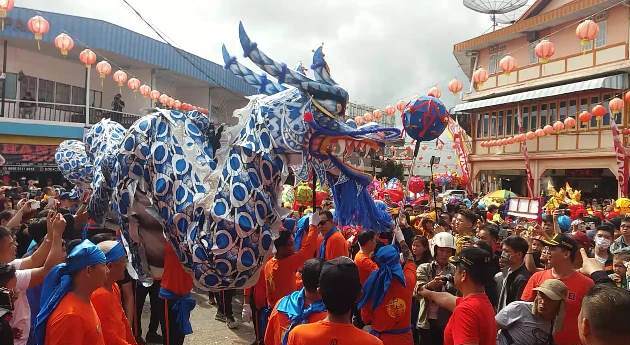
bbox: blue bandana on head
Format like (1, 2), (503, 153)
(35, 240), (106, 345)
(276, 288), (326, 345)
(357, 245), (405, 310)
(105, 241), (127, 264)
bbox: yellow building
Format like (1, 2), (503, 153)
(453, 0), (629, 199)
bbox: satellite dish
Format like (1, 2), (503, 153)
(463, 0), (529, 31)
(495, 0), (535, 26)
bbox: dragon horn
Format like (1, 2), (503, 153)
(222, 44), (286, 95)
(238, 22), (349, 104)
(311, 45), (337, 86)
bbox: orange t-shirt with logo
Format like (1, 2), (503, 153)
(45, 292), (106, 345)
(287, 320), (384, 345)
(317, 231), (348, 260)
(360, 261), (416, 345)
(91, 283), (137, 345)
(265, 226), (318, 307)
(354, 250), (378, 285)
(161, 244), (193, 296)
(521, 269), (594, 345)
(264, 301), (327, 345)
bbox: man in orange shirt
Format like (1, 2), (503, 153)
(358, 245), (416, 345)
(354, 231), (378, 285)
(159, 243), (195, 345)
(91, 240), (137, 345)
(265, 258), (326, 345)
(287, 257), (383, 345)
(317, 211), (348, 260)
(34, 239), (109, 345)
(264, 213), (320, 308)
(242, 262), (267, 345)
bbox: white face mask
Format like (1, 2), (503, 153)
(594, 236), (611, 250)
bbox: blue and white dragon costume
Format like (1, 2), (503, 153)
(55, 23), (401, 291)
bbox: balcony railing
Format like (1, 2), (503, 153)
(0, 98), (143, 128)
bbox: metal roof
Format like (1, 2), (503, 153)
(452, 73), (628, 112)
(1, 7), (256, 96)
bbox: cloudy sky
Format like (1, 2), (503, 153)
(16, 0), (532, 109)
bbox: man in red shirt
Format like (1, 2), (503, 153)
(521, 233), (594, 345)
(354, 231), (378, 285)
(418, 247), (497, 345)
(265, 258), (326, 345)
(317, 211), (348, 260)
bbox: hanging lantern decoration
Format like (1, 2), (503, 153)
(385, 105), (396, 116)
(354, 116), (364, 126)
(54, 33), (74, 56)
(552, 121), (565, 131)
(396, 100), (407, 113)
(472, 68), (489, 89)
(158, 94), (169, 106)
(428, 86), (441, 98)
(373, 109), (383, 121)
(543, 125), (554, 135)
(576, 19), (599, 47)
(480, 141), (487, 148)
(448, 79), (463, 95)
(499, 55), (517, 75)
(150, 90), (161, 102)
(167, 97), (175, 108)
(535, 39), (555, 64)
(408, 176), (425, 194)
(112, 70), (128, 93)
(592, 104), (607, 117)
(364, 112), (374, 122)
(79, 49), (97, 68)
(623, 128), (630, 135)
(507, 136), (516, 144)
(127, 78), (141, 93)
(535, 128), (546, 137)
(578, 111), (592, 123)
(564, 117), (577, 128)
(609, 97), (624, 114)
(526, 131), (536, 140)
(27, 15), (49, 50)
(95, 61), (112, 87)
(173, 100), (182, 110)
(139, 84), (151, 98)
(0, 0), (14, 31)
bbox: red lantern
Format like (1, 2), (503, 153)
(408, 176), (425, 194)
(448, 79), (463, 95)
(507, 136), (516, 144)
(526, 131), (536, 140)
(428, 86), (441, 98)
(113, 70), (128, 88)
(623, 128), (630, 135)
(552, 121), (565, 131)
(0, 0), (14, 31)
(472, 68), (489, 88)
(499, 55), (517, 74)
(150, 90), (161, 101)
(79, 49), (96, 68)
(54, 33), (74, 56)
(609, 97), (624, 114)
(579, 111), (592, 123)
(535, 40), (555, 63)
(535, 128), (546, 137)
(167, 97), (175, 108)
(543, 125), (554, 135)
(576, 19), (599, 46)
(373, 109), (383, 121)
(363, 112), (374, 122)
(385, 105), (396, 116)
(354, 116), (364, 126)
(625, 91), (630, 104)
(158, 94), (169, 105)
(592, 104), (607, 117)
(480, 141), (487, 147)
(127, 78), (141, 92)
(139, 84), (151, 98)
(27, 15), (49, 50)
(517, 134), (527, 142)
(95, 61), (111, 80)
(396, 100), (406, 113)
(564, 117), (576, 129)
(173, 100), (182, 110)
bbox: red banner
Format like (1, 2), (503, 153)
(0, 143), (58, 168)
(611, 121), (628, 197)
(516, 106), (534, 198)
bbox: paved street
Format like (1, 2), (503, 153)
(140, 290), (256, 345)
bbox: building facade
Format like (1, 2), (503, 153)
(453, 0), (629, 199)
(0, 7), (253, 183)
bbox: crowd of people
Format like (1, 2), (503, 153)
(0, 178), (629, 345)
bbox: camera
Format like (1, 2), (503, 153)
(0, 288), (14, 312)
(440, 274), (454, 284)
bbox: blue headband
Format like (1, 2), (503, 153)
(105, 242), (126, 264)
(35, 240), (106, 345)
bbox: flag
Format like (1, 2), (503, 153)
(611, 120), (628, 197)
(446, 119), (472, 195)
(516, 106), (534, 198)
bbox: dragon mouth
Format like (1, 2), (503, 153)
(310, 135), (383, 179)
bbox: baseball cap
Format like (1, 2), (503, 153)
(542, 233), (577, 252)
(571, 231), (592, 248)
(449, 247), (492, 269)
(533, 279), (568, 301)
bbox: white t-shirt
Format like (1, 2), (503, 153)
(9, 258), (32, 345)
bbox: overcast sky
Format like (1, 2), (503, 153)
(16, 0), (526, 109)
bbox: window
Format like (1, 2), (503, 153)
(489, 55), (499, 74)
(71, 86), (85, 105)
(530, 105), (538, 131)
(483, 113), (489, 137)
(91, 90), (102, 108)
(549, 102), (557, 123)
(55, 83), (70, 104)
(514, 109), (520, 132)
(582, 20), (607, 51)
(498, 111), (504, 136)
(579, 98), (589, 129)
(0, 72), (17, 99)
(19, 74), (37, 100)
(559, 101), (567, 120)
(522, 106), (529, 131)
(540, 104), (548, 127)
(490, 112), (497, 137)
(506, 109), (513, 135)
(569, 99), (577, 118)
(590, 96), (599, 128)
(38, 79), (54, 103)
(528, 41), (539, 64)
(476, 113), (482, 139)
